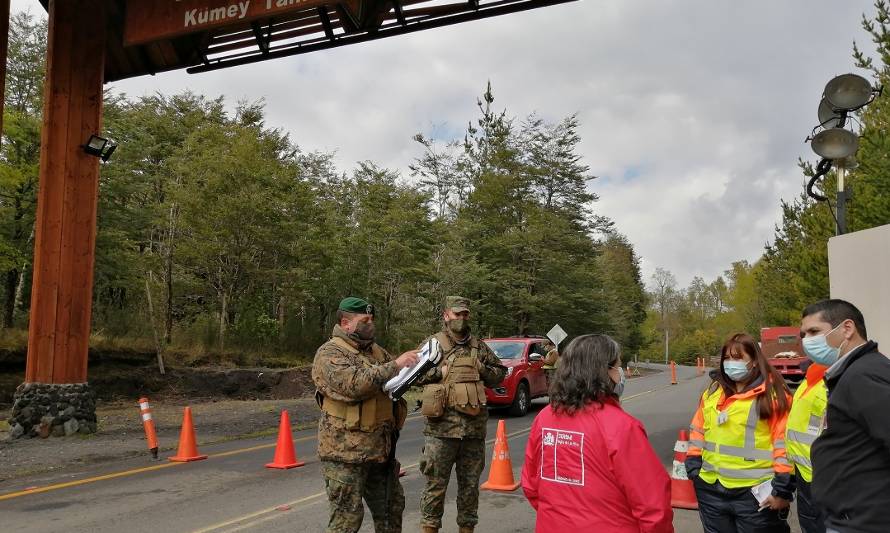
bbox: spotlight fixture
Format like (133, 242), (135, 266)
(82, 134), (117, 162)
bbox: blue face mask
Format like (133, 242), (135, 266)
(723, 360), (751, 382)
(803, 324), (845, 366)
(611, 365), (626, 397)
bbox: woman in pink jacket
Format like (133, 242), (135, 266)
(521, 334), (673, 533)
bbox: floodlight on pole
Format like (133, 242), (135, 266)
(805, 73), (881, 236)
(810, 128), (859, 160)
(824, 73), (876, 111)
(817, 97), (844, 129)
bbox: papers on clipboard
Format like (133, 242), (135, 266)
(383, 337), (441, 399)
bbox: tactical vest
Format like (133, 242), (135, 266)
(434, 332), (487, 416)
(785, 378), (827, 482)
(698, 384), (777, 488)
(318, 337), (395, 431)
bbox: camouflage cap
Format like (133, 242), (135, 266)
(338, 297), (374, 316)
(446, 296), (471, 312)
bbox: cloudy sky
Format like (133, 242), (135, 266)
(12, 0), (878, 287)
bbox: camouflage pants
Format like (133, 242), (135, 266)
(321, 459), (405, 533)
(419, 436), (486, 529)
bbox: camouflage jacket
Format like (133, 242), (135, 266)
(312, 325), (400, 463)
(417, 329), (507, 439)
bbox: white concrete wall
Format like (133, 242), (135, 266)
(828, 224), (890, 349)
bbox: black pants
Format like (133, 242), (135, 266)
(694, 477), (790, 533)
(797, 477), (826, 533)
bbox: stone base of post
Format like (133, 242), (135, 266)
(9, 383), (97, 439)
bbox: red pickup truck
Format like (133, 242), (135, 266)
(483, 336), (551, 416)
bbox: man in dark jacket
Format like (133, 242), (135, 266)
(800, 299), (890, 533)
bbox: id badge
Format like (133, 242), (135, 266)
(717, 410), (728, 425)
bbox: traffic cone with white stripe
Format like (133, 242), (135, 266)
(670, 429), (698, 509)
(481, 420), (520, 491)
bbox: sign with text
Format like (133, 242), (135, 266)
(540, 428), (585, 486)
(124, 0), (344, 46)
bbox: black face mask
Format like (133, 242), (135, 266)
(446, 319), (470, 337)
(349, 321), (375, 345)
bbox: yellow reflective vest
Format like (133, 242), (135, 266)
(689, 381), (792, 489)
(785, 365), (828, 483)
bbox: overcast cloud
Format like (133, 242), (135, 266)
(11, 0), (878, 287)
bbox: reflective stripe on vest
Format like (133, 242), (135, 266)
(785, 378), (827, 482)
(699, 386), (776, 488)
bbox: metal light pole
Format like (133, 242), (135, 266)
(836, 165), (847, 235)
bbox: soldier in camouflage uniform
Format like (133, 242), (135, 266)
(417, 296), (507, 533)
(313, 297), (419, 533)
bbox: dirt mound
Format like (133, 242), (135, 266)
(89, 364), (315, 401)
(0, 347), (315, 407)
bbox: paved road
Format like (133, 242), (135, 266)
(0, 364), (798, 532)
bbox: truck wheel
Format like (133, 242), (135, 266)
(509, 382), (530, 417)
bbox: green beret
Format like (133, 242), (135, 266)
(446, 296), (471, 312)
(339, 297), (374, 315)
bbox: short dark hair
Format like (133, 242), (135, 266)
(548, 334), (620, 414)
(802, 299), (867, 339)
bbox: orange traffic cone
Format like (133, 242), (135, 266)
(481, 420), (520, 492)
(670, 361), (679, 385)
(169, 407), (207, 462)
(670, 429), (698, 510)
(266, 410), (305, 469)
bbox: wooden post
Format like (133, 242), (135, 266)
(25, 0), (106, 384)
(0, 0), (10, 148)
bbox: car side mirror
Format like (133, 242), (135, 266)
(529, 353), (544, 362)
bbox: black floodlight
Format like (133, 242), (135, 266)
(82, 134), (117, 162)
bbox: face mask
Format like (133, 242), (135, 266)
(802, 323), (845, 366)
(611, 365), (626, 397)
(446, 319), (469, 337)
(349, 321), (375, 345)
(723, 360), (751, 382)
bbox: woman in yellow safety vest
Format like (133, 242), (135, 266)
(685, 333), (793, 533)
(785, 361), (828, 533)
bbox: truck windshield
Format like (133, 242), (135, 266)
(485, 341), (526, 360)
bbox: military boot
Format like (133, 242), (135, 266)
(421, 527), (438, 533)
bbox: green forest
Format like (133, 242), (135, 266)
(3, 3), (890, 368)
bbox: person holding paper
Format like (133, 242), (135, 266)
(685, 333), (793, 533)
(521, 334), (673, 533)
(311, 297), (419, 533)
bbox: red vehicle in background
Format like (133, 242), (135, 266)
(761, 326), (807, 389)
(483, 336), (550, 416)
